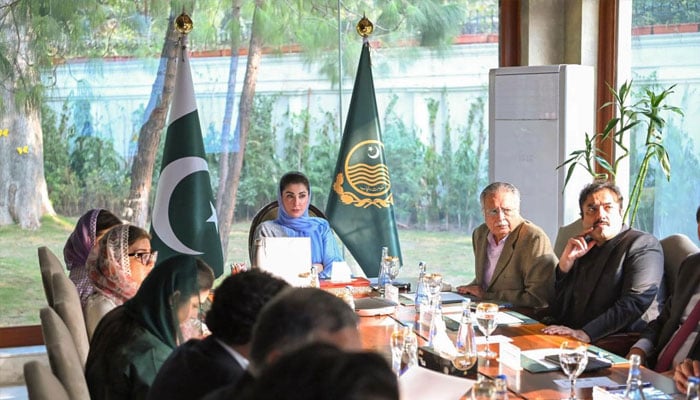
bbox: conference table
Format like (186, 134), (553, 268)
(355, 298), (679, 400)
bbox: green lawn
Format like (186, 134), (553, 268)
(0, 216), (474, 326)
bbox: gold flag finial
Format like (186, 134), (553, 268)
(356, 14), (373, 38)
(175, 11), (193, 35)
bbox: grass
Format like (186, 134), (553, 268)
(0, 216), (474, 326)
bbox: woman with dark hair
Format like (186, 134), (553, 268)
(252, 171), (343, 278)
(242, 342), (399, 400)
(63, 208), (122, 306)
(85, 255), (215, 400)
(84, 224), (156, 339)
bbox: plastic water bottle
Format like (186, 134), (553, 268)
(403, 328), (418, 370)
(686, 376), (700, 400)
(428, 303), (443, 347)
(378, 247), (391, 297)
(622, 354), (646, 400)
(414, 261), (428, 312)
(341, 286), (355, 310)
(495, 374), (509, 400)
(309, 265), (320, 288)
(454, 299), (478, 378)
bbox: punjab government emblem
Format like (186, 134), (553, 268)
(332, 139), (394, 208)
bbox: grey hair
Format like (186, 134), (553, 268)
(479, 182), (521, 208)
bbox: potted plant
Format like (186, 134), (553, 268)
(558, 80), (683, 227)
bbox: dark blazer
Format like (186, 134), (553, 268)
(471, 219), (557, 308)
(641, 252), (700, 368)
(549, 228), (664, 343)
(200, 371), (254, 400)
(147, 336), (246, 400)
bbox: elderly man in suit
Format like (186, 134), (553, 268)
(628, 205), (700, 394)
(543, 180), (664, 344)
(456, 182), (557, 308)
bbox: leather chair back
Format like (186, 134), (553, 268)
(38, 247), (64, 307)
(51, 271), (90, 369)
(40, 307), (91, 400)
(23, 360), (70, 400)
(660, 234), (699, 298)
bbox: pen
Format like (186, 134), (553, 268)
(604, 382), (652, 391)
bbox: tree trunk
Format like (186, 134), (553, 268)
(0, 99), (56, 229)
(218, 0), (265, 256)
(122, 14), (180, 228)
(216, 0), (244, 211)
(0, 3), (55, 229)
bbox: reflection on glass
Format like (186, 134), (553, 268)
(559, 341), (588, 400)
(475, 302), (499, 359)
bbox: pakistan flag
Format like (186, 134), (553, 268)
(326, 41), (402, 277)
(150, 42), (224, 277)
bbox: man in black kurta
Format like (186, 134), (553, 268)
(543, 181), (664, 344)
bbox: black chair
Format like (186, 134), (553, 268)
(247, 200), (327, 265)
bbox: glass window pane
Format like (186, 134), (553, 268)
(0, 1), (498, 328)
(628, 1), (700, 243)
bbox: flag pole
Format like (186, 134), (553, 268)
(149, 10), (225, 277)
(326, 15), (403, 277)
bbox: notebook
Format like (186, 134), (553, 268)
(256, 237), (312, 287)
(544, 354), (613, 372)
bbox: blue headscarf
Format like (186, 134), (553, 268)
(273, 173), (331, 266)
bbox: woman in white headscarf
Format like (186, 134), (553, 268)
(84, 224), (157, 340)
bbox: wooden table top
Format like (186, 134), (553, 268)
(356, 303), (679, 400)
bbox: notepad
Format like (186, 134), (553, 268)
(255, 237), (312, 287)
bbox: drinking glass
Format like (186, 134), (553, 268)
(475, 302), (499, 359)
(386, 256), (401, 282)
(424, 273), (443, 297)
(559, 341), (588, 400)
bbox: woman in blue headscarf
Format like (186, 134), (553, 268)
(252, 171), (343, 279)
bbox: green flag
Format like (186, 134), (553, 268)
(150, 41), (224, 277)
(326, 41), (402, 278)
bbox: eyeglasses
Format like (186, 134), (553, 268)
(484, 207), (517, 217)
(128, 251), (158, 265)
(584, 204), (618, 216)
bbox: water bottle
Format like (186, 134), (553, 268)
(686, 376), (700, 400)
(454, 299), (478, 378)
(428, 303), (443, 347)
(403, 328), (418, 370)
(341, 286), (355, 310)
(378, 247), (391, 297)
(309, 265), (320, 288)
(622, 354), (646, 400)
(415, 261), (429, 313)
(495, 374), (509, 400)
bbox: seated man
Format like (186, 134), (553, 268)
(457, 182), (557, 308)
(628, 205), (700, 393)
(241, 342), (399, 400)
(543, 180), (664, 343)
(147, 270), (288, 400)
(201, 287), (361, 400)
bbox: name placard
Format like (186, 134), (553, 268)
(499, 341), (522, 371)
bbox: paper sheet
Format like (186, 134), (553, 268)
(399, 366), (475, 400)
(554, 377), (618, 389)
(446, 312), (523, 326)
(475, 334), (512, 345)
